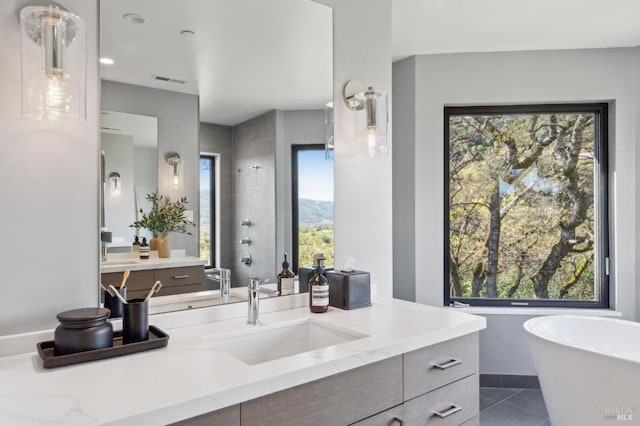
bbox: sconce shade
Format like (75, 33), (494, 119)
(20, 5), (86, 121)
(109, 172), (121, 197)
(353, 86), (388, 158)
(165, 151), (182, 189)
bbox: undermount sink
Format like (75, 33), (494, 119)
(204, 318), (368, 365)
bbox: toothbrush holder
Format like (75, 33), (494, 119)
(104, 287), (126, 318)
(123, 298), (149, 344)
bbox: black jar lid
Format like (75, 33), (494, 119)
(57, 308), (110, 327)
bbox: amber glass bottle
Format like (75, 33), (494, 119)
(309, 254), (329, 313)
(139, 237), (150, 259)
(277, 253), (295, 296)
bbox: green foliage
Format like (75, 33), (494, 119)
(298, 224), (334, 268)
(449, 112), (597, 301)
(200, 230), (211, 264)
(130, 192), (195, 237)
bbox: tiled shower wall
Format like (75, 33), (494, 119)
(232, 112), (277, 286)
(199, 112), (276, 287)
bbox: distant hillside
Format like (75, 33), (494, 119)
(299, 199), (333, 228)
(199, 192), (332, 229)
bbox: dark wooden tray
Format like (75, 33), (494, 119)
(37, 325), (169, 369)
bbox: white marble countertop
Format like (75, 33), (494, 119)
(100, 250), (205, 273)
(0, 297), (485, 425)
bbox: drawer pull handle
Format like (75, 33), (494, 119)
(173, 274), (190, 279)
(432, 358), (461, 370)
(433, 404), (462, 419)
(391, 417), (404, 425)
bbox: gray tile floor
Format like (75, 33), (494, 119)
(480, 387), (550, 426)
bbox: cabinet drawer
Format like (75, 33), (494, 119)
(155, 266), (205, 287)
(404, 333), (478, 400)
(101, 270), (154, 292)
(460, 416), (479, 426)
(350, 404), (403, 426)
(403, 374), (479, 426)
(241, 356), (403, 426)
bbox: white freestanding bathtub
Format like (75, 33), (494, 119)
(524, 315), (640, 426)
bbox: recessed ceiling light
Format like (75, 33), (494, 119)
(123, 13), (147, 24)
(180, 30), (195, 38)
(99, 57), (115, 65)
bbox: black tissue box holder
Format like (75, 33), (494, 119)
(326, 270), (371, 310)
(298, 266), (334, 293)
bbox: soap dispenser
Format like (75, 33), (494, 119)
(277, 253), (295, 296)
(132, 236), (141, 252)
(309, 254), (329, 313)
(139, 237), (150, 259)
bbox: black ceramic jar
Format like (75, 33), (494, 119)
(54, 307), (113, 355)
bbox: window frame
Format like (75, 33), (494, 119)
(443, 103), (610, 308)
(291, 144), (327, 274)
(199, 154), (216, 268)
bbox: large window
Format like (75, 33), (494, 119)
(445, 104), (609, 307)
(292, 144), (334, 272)
(199, 155), (215, 267)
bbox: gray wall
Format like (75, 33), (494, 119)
(0, 0), (100, 335)
(134, 146), (159, 225)
(199, 123), (234, 270)
(232, 111), (277, 286)
(102, 133), (136, 244)
(101, 80), (200, 256)
(391, 57), (416, 302)
(317, 0), (393, 297)
(393, 48), (640, 375)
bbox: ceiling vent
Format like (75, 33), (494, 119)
(151, 74), (186, 85)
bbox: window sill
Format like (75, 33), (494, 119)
(447, 306), (622, 317)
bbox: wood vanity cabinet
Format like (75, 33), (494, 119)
(176, 332), (479, 426)
(101, 265), (206, 299)
(242, 356), (403, 426)
(170, 405), (240, 426)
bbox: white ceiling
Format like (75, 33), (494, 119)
(392, 0), (640, 61)
(100, 0), (333, 126)
(101, 0), (640, 126)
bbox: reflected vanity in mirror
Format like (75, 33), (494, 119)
(99, 0), (333, 313)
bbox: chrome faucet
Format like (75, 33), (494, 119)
(100, 231), (112, 262)
(247, 278), (279, 325)
(218, 268), (231, 303)
(206, 268), (231, 303)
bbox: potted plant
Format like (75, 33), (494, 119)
(130, 192), (195, 258)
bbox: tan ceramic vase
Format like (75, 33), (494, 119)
(157, 236), (171, 258)
(149, 235), (158, 251)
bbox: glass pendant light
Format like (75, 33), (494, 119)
(20, 5), (86, 122)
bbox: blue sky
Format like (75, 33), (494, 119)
(298, 150), (333, 201)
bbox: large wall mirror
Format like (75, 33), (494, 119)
(99, 0), (333, 311)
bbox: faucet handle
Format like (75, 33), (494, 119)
(248, 277), (262, 289)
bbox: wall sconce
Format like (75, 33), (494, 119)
(343, 80), (389, 158)
(109, 172), (121, 197)
(165, 151), (182, 189)
(20, 4), (86, 121)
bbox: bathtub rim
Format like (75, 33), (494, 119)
(523, 314), (640, 366)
